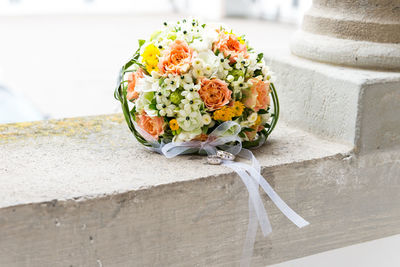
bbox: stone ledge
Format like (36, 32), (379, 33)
(0, 114), (350, 209)
(2, 115), (400, 267)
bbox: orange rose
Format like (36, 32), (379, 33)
(126, 68), (144, 101)
(243, 78), (270, 112)
(158, 40), (195, 75)
(213, 32), (248, 63)
(136, 111), (165, 140)
(198, 78), (232, 111)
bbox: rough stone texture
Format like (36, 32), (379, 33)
(264, 48), (400, 153)
(1, 116), (400, 266)
(291, 0), (400, 70)
(0, 114), (348, 208)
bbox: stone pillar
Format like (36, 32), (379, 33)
(290, 0), (400, 70)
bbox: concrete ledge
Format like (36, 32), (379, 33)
(2, 115), (400, 266)
(0, 114), (349, 208)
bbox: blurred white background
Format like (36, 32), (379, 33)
(0, 1), (399, 266)
(0, 0), (310, 123)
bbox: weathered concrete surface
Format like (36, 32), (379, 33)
(291, 0), (400, 70)
(1, 115), (400, 267)
(0, 114), (347, 208)
(264, 49), (400, 153)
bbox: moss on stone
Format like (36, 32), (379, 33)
(0, 114), (124, 144)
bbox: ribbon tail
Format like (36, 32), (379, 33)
(223, 163), (272, 236)
(256, 171), (310, 228)
(232, 161), (309, 228)
(240, 197), (259, 267)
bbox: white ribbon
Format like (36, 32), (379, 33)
(134, 121), (309, 266)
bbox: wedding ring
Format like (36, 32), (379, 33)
(217, 150), (235, 161)
(207, 155), (222, 165)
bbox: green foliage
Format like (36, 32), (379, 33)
(256, 53), (264, 63)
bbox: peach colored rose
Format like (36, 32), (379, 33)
(126, 68), (144, 101)
(213, 32), (248, 63)
(198, 78), (232, 111)
(244, 125), (264, 141)
(158, 40), (195, 75)
(243, 78), (270, 112)
(136, 111), (165, 140)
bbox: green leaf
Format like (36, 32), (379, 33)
(138, 39), (145, 47)
(241, 127), (254, 132)
(253, 69), (262, 77)
(149, 98), (157, 110)
(159, 77), (166, 87)
(201, 24), (206, 28)
(258, 109), (268, 114)
(257, 53), (264, 63)
(214, 48), (220, 56)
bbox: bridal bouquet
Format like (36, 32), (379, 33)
(114, 18), (279, 150)
(114, 19), (307, 266)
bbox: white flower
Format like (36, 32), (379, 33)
(261, 113), (271, 124)
(177, 109), (203, 132)
(183, 82), (200, 91)
(135, 75), (159, 92)
(226, 75), (234, 82)
(164, 74), (181, 91)
(202, 114), (212, 125)
(190, 38), (210, 52)
(151, 70), (161, 79)
(192, 58), (204, 69)
(192, 68), (204, 79)
(240, 120), (252, 128)
(264, 70), (276, 82)
(155, 89), (171, 103)
(217, 53), (232, 70)
(181, 97), (202, 112)
(231, 76), (250, 94)
(235, 54), (250, 70)
(216, 53), (232, 79)
(156, 101), (176, 117)
(181, 84), (200, 100)
(180, 73), (193, 84)
(173, 128), (202, 143)
(248, 112), (258, 123)
(198, 51), (219, 68)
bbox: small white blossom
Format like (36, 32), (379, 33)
(231, 76), (250, 94)
(234, 54), (249, 70)
(261, 113), (271, 124)
(248, 112), (258, 123)
(164, 74), (181, 91)
(177, 109), (203, 132)
(135, 75), (159, 92)
(181, 87), (200, 100)
(217, 53), (232, 70)
(226, 75), (234, 82)
(192, 58), (204, 69)
(192, 68), (204, 79)
(180, 73), (193, 84)
(181, 97), (202, 112)
(240, 120), (253, 128)
(156, 100), (176, 117)
(202, 114), (212, 125)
